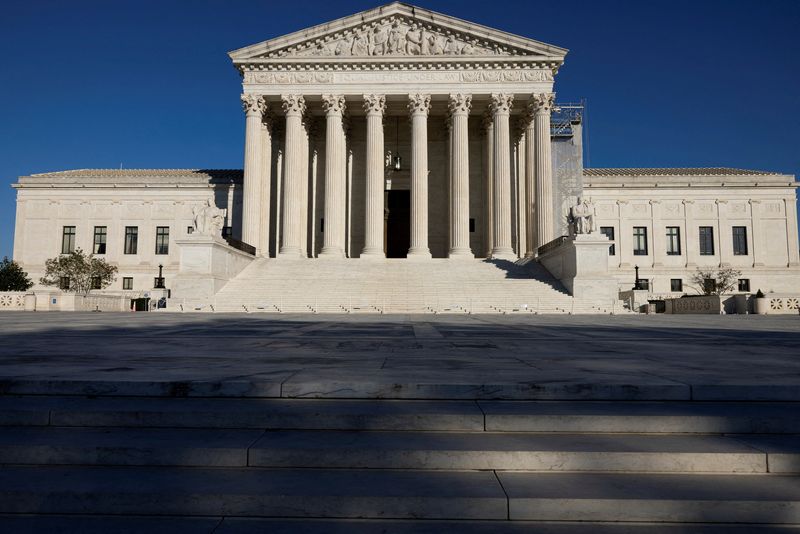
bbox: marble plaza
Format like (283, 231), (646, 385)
(9, 2), (800, 311)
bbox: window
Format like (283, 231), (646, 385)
(670, 278), (683, 292)
(704, 278), (716, 294)
(154, 277), (166, 289)
(124, 226), (138, 255)
(90, 276), (102, 290)
(699, 226), (715, 255)
(122, 277), (133, 290)
(187, 226), (194, 235)
(93, 226), (107, 254)
(59, 276), (70, 290)
(666, 227), (681, 255)
(600, 226), (615, 255)
(222, 226), (232, 238)
(61, 226), (76, 254)
(732, 226), (748, 256)
(738, 279), (750, 292)
(469, 218), (476, 233)
(633, 227), (648, 256)
(155, 227), (169, 255)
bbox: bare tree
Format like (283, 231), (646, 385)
(40, 248), (117, 295)
(689, 267), (742, 295)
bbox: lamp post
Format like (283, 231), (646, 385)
(634, 265), (640, 290)
(155, 264), (164, 289)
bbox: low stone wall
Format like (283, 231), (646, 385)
(0, 292), (26, 311)
(756, 295), (800, 315)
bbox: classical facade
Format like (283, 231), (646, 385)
(10, 2), (800, 309)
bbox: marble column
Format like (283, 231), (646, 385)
(258, 115), (273, 257)
(408, 93), (432, 259)
(448, 93), (472, 258)
(532, 92), (555, 250)
(279, 94), (306, 257)
(489, 93), (515, 259)
(361, 94), (386, 258)
(523, 109), (536, 257)
(300, 116), (312, 257)
(482, 112), (494, 257)
(241, 94), (266, 248)
(320, 95), (347, 258)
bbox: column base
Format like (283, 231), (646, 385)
(407, 248), (432, 260)
(490, 247), (516, 261)
(448, 248), (474, 259)
(278, 246), (305, 259)
(319, 248), (345, 259)
(360, 249), (386, 259)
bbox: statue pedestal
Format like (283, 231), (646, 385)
(171, 235), (254, 301)
(538, 234), (618, 301)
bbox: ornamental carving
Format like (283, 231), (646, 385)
(408, 93), (431, 115)
(489, 93), (514, 114)
(448, 93), (472, 115)
(241, 94), (267, 115)
(280, 94), (306, 115)
(530, 92), (556, 114)
(321, 94), (346, 115)
(267, 16), (515, 59)
(362, 94), (386, 114)
(243, 69), (553, 85)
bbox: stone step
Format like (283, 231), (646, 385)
(479, 400), (800, 433)
(4, 427), (797, 473)
(4, 516), (800, 534)
(2, 466), (800, 522)
(247, 430), (786, 473)
(5, 396), (800, 429)
(0, 466), (507, 519)
(0, 396), (485, 430)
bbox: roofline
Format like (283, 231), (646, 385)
(228, 2), (568, 61)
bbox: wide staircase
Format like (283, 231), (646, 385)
(2, 392), (800, 531)
(207, 258), (625, 314)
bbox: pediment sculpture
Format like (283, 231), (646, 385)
(266, 17), (513, 58)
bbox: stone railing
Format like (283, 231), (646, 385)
(761, 295), (800, 315)
(0, 292), (26, 311)
(537, 235), (569, 256)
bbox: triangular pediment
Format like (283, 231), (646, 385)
(229, 2), (567, 62)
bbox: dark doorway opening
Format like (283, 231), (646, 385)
(386, 190), (410, 258)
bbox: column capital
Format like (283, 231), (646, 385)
(280, 94), (306, 116)
(448, 93), (472, 116)
(530, 92), (556, 114)
(322, 94), (346, 116)
(362, 94), (386, 115)
(489, 93), (514, 115)
(241, 94), (267, 117)
(408, 93), (431, 116)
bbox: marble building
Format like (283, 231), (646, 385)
(10, 2), (800, 306)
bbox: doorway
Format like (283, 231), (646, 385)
(386, 190), (410, 258)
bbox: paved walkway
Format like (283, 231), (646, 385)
(0, 313), (798, 400)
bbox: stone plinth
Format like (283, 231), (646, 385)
(172, 236), (254, 300)
(538, 234), (617, 301)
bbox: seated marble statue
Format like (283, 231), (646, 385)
(570, 197), (597, 235)
(192, 199), (227, 238)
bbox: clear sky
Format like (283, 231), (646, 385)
(1, 0), (798, 259)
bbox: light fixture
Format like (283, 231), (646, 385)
(393, 116), (402, 171)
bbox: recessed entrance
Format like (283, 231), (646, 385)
(385, 190), (410, 258)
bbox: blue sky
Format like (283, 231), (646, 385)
(1, 0), (798, 259)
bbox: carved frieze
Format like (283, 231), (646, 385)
(265, 16), (518, 59)
(242, 69), (553, 85)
